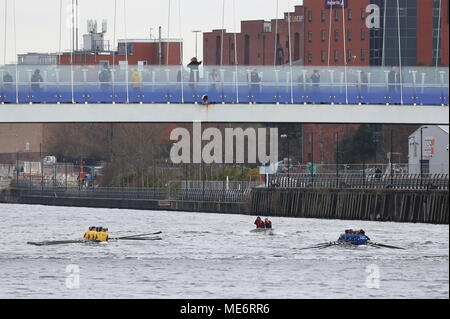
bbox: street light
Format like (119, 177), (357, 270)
(280, 134), (289, 175)
(420, 126), (429, 185)
(192, 30), (202, 58)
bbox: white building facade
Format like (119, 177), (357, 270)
(408, 126), (449, 174)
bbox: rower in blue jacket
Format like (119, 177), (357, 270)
(339, 229), (370, 245)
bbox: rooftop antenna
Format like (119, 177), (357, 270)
(102, 20), (108, 34)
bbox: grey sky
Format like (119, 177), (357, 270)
(1, 0), (303, 64)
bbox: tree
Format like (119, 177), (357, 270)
(339, 125), (376, 164)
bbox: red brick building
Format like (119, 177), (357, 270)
(203, 0), (448, 165)
(203, 0), (449, 67)
(58, 39), (183, 66)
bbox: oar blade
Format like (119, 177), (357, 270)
(118, 231), (163, 239)
(369, 242), (405, 250)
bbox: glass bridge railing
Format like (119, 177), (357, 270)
(0, 65), (448, 106)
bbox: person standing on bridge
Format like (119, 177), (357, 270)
(3, 72), (13, 90)
(310, 70), (320, 89)
(188, 57), (202, 85)
(31, 69), (44, 92)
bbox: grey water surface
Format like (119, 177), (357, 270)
(0, 204), (448, 299)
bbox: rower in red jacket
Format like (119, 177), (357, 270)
(254, 217), (265, 228)
(264, 218), (272, 229)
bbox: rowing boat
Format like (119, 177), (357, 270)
(27, 231), (164, 246)
(299, 239), (405, 250)
(27, 237), (163, 246)
(250, 228), (275, 234)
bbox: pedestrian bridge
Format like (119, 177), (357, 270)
(0, 65), (448, 124)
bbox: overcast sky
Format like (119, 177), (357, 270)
(1, 0), (303, 64)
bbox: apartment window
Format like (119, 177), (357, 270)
(321, 10), (326, 22)
(321, 51), (326, 63)
(308, 11), (313, 23)
(360, 29), (365, 40)
(334, 30), (339, 42)
(361, 49), (366, 62)
(335, 9), (339, 22)
(348, 9), (353, 21)
(360, 8), (365, 20)
(347, 50), (353, 62)
(308, 52), (313, 64)
(347, 30), (352, 42)
(308, 31), (313, 43)
(334, 50), (339, 62)
(321, 30), (326, 42)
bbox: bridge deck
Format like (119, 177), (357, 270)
(0, 104), (448, 124)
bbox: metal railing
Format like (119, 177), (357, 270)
(15, 184), (168, 201)
(1, 65), (448, 106)
(267, 173), (449, 190)
(175, 188), (251, 202)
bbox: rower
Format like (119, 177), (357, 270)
(359, 229), (370, 241)
(264, 218), (272, 229)
(96, 227), (109, 242)
(84, 226), (96, 240)
(254, 217), (265, 229)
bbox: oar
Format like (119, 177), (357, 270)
(27, 240), (85, 246)
(368, 242), (405, 250)
(116, 231), (162, 240)
(119, 237), (162, 241)
(298, 242), (334, 250)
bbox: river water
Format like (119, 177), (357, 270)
(0, 204), (448, 299)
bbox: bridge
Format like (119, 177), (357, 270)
(0, 104), (448, 125)
(0, 65), (448, 124)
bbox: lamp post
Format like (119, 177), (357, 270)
(420, 126), (429, 186)
(192, 30), (202, 58)
(335, 132), (339, 187)
(280, 134), (289, 176)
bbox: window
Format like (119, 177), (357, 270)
(348, 30), (352, 42)
(308, 52), (313, 64)
(335, 9), (339, 22)
(361, 49), (366, 62)
(360, 8), (365, 20)
(334, 50), (339, 62)
(118, 43), (134, 55)
(334, 30), (339, 42)
(244, 35), (250, 65)
(308, 31), (313, 43)
(321, 30), (326, 42)
(321, 51), (326, 63)
(294, 33), (300, 61)
(347, 50), (353, 62)
(348, 9), (353, 21)
(360, 29), (365, 40)
(321, 10), (326, 22)
(308, 11), (313, 23)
